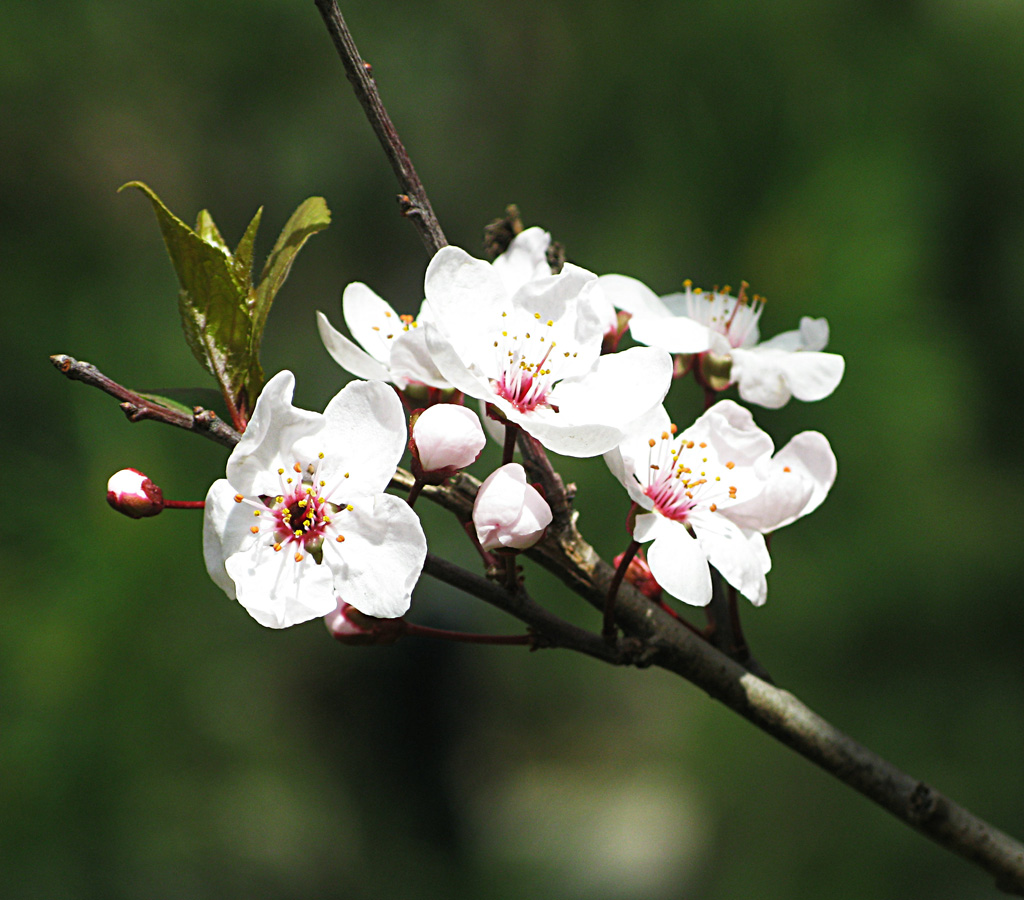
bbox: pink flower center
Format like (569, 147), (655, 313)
(492, 310), (570, 413)
(272, 487), (330, 546)
(641, 431), (738, 522)
(683, 281), (765, 349)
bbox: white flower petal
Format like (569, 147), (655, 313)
(424, 246), (508, 364)
(727, 431), (837, 532)
(492, 226), (551, 295)
(226, 542), (337, 628)
(387, 326), (451, 389)
(598, 274), (670, 318)
(629, 313), (712, 354)
(537, 346), (673, 456)
(691, 513), (768, 606)
(342, 282), (402, 363)
(423, 325), (495, 401)
(226, 371), (323, 496)
(317, 311), (393, 382)
(319, 379), (407, 496)
(322, 494), (427, 619)
(203, 479), (245, 599)
(641, 517), (713, 606)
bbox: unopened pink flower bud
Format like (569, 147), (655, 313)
(106, 468), (164, 518)
(324, 598), (406, 645)
(613, 548), (662, 601)
(473, 463), (552, 551)
(411, 404), (486, 474)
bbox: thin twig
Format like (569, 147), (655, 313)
(422, 553), (638, 667)
(313, 0), (448, 255)
(51, 354), (240, 449)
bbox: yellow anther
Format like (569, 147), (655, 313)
(250, 525), (259, 534)
(670, 424), (678, 434)
(661, 431), (669, 440)
(386, 334), (393, 339)
(286, 478), (293, 484)
(294, 552), (304, 562)
(293, 462), (302, 473)
(346, 504), (353, 511)
(273, 543), (282, 552)
(648, 438), (656, 448)
(253, 510), (260, 516)
(319, 480), (326, 487)
(683, 279), (693, 288)
(494, 341), (499, 347)
(336, 535), (345, 542)
(699, 442), (707, 449)
(725, 461), (735, 470)
(709, 503), (717, 512)
(277, 468), (285, 475)
(372, 325), (380, 331)
(547, 320), (553, 326)
(783, 466), (792, 473)
(234, 494), (244, 503)
(344, 472), (350, 478)
(534, 312), (541, 319)
(318, 452), (324, 459)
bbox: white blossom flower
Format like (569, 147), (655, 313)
(423, 246), (673, 457)
(473, 463), (553, 551)
(203, 370), (427, 628)
(606, 400), (833, 607)
(317, 282), (450, 390)
(599, 276), (844, 409)
(411, 404), (486, 474)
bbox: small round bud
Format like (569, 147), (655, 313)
(613, 548), (662, 601)
(106, 468), (164, 518)
(473, 463), (552, 551)
(411, 404), (486, 475)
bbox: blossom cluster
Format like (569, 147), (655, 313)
(152, 224), (841, 631)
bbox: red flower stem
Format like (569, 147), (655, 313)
(502, 422), (519, 466)
(603, 538), (640, 641)
(162, 500), (206, 510)
(406, 478), (425, 508)
(402, 623), (532, 646)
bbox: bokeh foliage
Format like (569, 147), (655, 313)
(4, 0), (1024, 897)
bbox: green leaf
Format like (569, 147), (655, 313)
(121, 181), (251, 413)
(245, 196), (330, 401)
(232, 206), (263, 287)
(194, 209), (229, 254)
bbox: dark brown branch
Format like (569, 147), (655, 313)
(396, 464), (1024, 892)
(51, 354), (240, 449)
(313, 0), (448, 255)
(524, 515), (1024, 895)
(422, 553), (639, 668)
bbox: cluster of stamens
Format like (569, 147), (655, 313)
(642, 427), (738, 522)
(492, 310), (577, 412)
(682, 279), (766, 349)
(233, 453), (354, 564)
(367, 308), (418, 357)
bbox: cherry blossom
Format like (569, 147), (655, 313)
(317, 282), (449, 390)
(203, 370), (427, 628)
(606, 400), (832, 607)
(599, 276), (844, 408)
(473, 463), (552, 551)
(423, 246), (672, 457)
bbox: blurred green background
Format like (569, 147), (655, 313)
(4, 0), (1024, 897)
